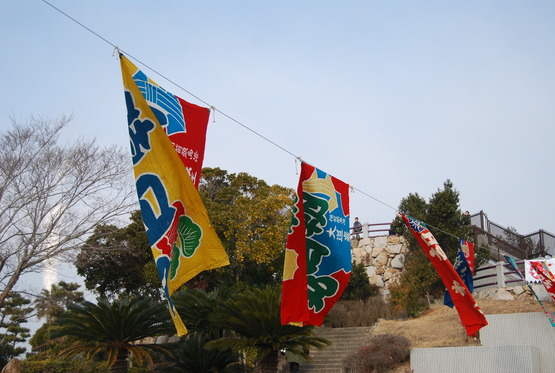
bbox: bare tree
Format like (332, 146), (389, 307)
(0, 116), (136, 306)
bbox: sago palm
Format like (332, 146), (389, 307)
(172, 285), (239, 339)
(53, 297), (174, 373)
(156, 333), (247, 373)
(206, 285), (330, 373)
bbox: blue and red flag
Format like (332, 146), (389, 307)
(126, 56), (210, 188)
(444, 239), (475, 308)
(401, 214), (487, 336)
(281, 162), (352, 326)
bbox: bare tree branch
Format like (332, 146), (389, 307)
(0, 116), (136, 305)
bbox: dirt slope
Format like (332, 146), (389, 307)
(372, 295), (555, 372)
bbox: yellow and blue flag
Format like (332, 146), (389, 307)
(121, 56), (210, 188)
(120, 54), (229, 335)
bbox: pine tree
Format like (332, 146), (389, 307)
(389, 180), (485, 316)
(0, 292), (32, 369)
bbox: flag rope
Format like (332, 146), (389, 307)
(40, 0), (526, 256)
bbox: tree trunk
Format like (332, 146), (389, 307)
(257, 350), (279, 373)
(0, 264), (24, 306)
(110, 348), (128, 373)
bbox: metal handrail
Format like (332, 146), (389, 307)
(350, 222), (392, 238)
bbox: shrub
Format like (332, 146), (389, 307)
(369, 334), (410, 362)
(343, 334), (410, 373)
(326, 297), (391, 327)
(21, 359), (109, 373)
(388, 280), (428, 319)
(342, 262), (380, 301)
(388, 249), (436, 318)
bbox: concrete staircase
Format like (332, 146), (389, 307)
(297, 326), (373, 373)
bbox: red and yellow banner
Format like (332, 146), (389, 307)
(120, 54), (229, 335)
(120, 55), (210, 188)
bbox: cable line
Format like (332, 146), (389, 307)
(42, 0), (481, 248)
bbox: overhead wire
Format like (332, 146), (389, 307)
(41, 0), (484, 250)
(42, 0), (300, 162)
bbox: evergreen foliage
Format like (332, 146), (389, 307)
(155, 334), (246, 373)
(172, 285), (240, 339)
(30, 281), (85, 360)
(0, 292), (32, 369)
(75, 211), (160, 299)
(206, 285), (330, 373)
(75, 168), (295, 295)
(53, 297), (174, 373)
(342, 261), (379, 301)
(197, 168), (295, 288)
(21, 358), (109, 373)
(35, 281), (84, 322)
(389, 180), (487, 317)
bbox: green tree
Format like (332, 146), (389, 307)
(198, 168), (294, 288)
(0, 292), (32, 369)
(35, 281), (84, 322)
(30, 281), (85, 357)
(341, 262), (379, 301)
(503, 226), (541, 258)
(53, 297), (174, 373)
(156, 334), (246, 373)
(75, 211), (161, 299)
(172, 286), (240, 339)
(75, 168), (294, 295)
(392, 180), (473, 262)
(167, 286), (249, 372)
(206, 285), (330, 373)
(389, 180), (485, 316)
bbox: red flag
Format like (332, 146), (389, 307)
(122, 56), (210, 188)
(460, 240), (475, 275)
(401, 214), (487, 336)
(281, 162), (352, 326)
(530, 261), (555, 304)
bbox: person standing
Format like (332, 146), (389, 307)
(353, 217), (363, 239)
(285, 350), (305, 373)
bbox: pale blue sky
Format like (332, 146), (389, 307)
(2, 0), (554, 239)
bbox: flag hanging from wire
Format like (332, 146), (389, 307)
(444, 239), (475, 308)
(120, 54), (229, 336)
(400, 214), (487, 336)
(525, 259), (555, 283)
(529, 261), (555, 304)
(281, 162), (352, 326)
(505, 255), (555, 327)
(120, 55), (210, 188)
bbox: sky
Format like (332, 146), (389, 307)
(1, 1), (554, 266)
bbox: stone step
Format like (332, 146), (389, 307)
(295, 326), (373, 373)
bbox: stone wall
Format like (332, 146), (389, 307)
(350, 235), (552, 303)
(351, 235), (409, 295)
(475, 284), (551, 301)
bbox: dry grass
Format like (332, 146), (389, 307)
(374, 295), (555, 349)
(373, 294), (555, 373)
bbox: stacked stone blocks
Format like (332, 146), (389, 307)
(351, 235), (408, 294)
